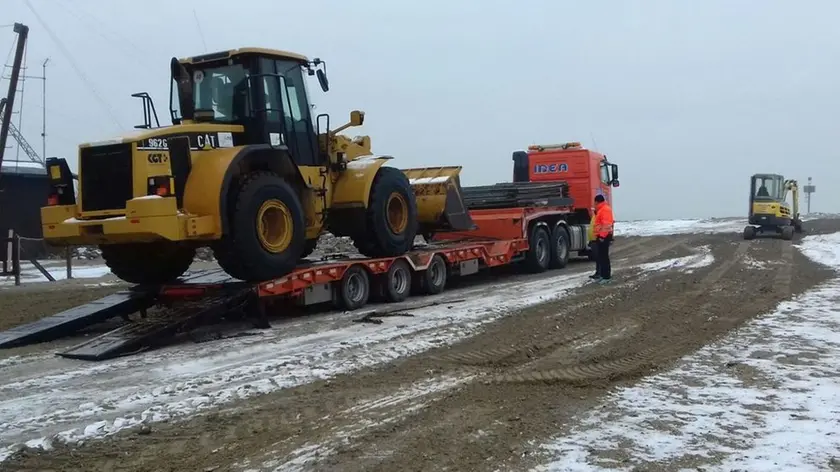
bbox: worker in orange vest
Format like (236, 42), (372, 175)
(591, 194), (615, 284)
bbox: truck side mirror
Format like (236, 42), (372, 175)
(610, 164), (619, 187)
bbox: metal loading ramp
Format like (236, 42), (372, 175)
(0, 291), (154, 349)
(58, 288), (254, 361)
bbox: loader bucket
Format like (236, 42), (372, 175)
(402, 166), (477, 233)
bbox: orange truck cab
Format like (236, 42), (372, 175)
(513, 142), (619, 255)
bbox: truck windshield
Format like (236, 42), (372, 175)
(170, 62), (250, 123)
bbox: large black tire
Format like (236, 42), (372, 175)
(332, 265), (370, 311)
(781, 225), (794, 241)
(101, 242), (195, 285)
(212, 171), (306, 282)
(524, 225), (550, 273)
(351, 167), (419, 258)
(743, 226), (756, 240)
(549, 224), (571, 269)
(411, 253), (447, 295)
(300, 238), (318, 260)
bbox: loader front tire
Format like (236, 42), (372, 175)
(351, 167), (419, 258)
(101, 242), (195, 285)
(213, 172), (306, 282)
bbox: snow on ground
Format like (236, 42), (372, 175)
(0, 261), (111, 286)
(616, 213), (838, 238)
(0, 250), (713, 461)
(534, 232), (840, 472)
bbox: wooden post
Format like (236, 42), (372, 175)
(13, 233), (20, 286)
(4, 229), (11, 274)
(65, 246), (73, 279)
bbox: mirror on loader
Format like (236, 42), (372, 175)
(306, 58), (329, 92)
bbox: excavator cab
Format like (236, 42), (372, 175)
(744, 173), (802, 241)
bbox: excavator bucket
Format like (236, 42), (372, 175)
(402, 166), (477, 233)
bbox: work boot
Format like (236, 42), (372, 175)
(589, 274), (601, 280)
(598, 278), (612, 285)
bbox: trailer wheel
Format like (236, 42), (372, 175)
(333, 265), (370, 311)
(549, 224), (571, 269)
(351, 167), (419, 258)
(524, 225), (550, 273)
(743, 226), (756, 240)
(101, 242), (195, 285)
(380, 259), (412, 303)
(412, 254), (447, 295)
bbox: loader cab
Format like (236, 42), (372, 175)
(168, 48), (330, 167)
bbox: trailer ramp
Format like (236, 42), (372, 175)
(58, 288), (254, 361)
(0, 291), (154, 349)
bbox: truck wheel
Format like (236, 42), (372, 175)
(333, 265), (370, 310)
(525, 225), (550, 273)
(794, 219), (803, 233)
(213, 172), (306, 282)
(381, 259), (412, 303)
(351, 167), (419, 258)
(781, 225), (794, 240)
(549, 224), (571, 269)
(743, 226), (756, 240)
(101, 242), (195, 285)
(412, 253), (447, 295)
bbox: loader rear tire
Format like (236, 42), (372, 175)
(351, 167), (419, 258)
(212, 172), (306, 282)
(101, 242), (195, 285)
(300, 238), (318, 260)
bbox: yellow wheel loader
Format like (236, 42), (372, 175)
(41, 48), (475, 284)
(743, 173), (802, 241)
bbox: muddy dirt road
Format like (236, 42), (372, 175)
(3, 219), (840, 471)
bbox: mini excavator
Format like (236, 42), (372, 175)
(743, 173), (803, 241)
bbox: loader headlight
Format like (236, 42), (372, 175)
(147, 176), (172, 197)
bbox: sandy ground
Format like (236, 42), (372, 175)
(0, 217), (839, 471)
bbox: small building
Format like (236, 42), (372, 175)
(0, 160), (50, 261)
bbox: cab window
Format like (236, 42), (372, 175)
(600, 161), (611, 184)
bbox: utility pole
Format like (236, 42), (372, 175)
(39, 58), (48, 160)
(804, 177), (816, 214)
(0, 23), (29, 172)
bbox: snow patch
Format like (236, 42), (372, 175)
(636, 245), (713, 274)
(534, 231), (840, 471)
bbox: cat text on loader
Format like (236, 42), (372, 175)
(743, 173), (803, 241)
(40, 47), (475, 284)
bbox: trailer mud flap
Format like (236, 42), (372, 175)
(402, 166), (476, 233)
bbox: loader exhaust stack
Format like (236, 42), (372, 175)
(402, 166), (476, 234)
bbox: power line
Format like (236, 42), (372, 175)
(22, 0), (126, 131)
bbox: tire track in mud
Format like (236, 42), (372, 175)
(488, 241), (751, 384)
(429, 238), (701, 368)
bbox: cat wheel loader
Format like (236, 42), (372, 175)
(41, 48), (475, 284)
(743, 173), (802, 241)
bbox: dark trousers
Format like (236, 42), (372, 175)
(595, 237), (612, 279)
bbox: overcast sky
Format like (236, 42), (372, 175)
(3, 0), (838, 220)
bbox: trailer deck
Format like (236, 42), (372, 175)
(0, 204), (592, 360)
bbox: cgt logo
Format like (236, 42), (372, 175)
(533, 163), (568, 174)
